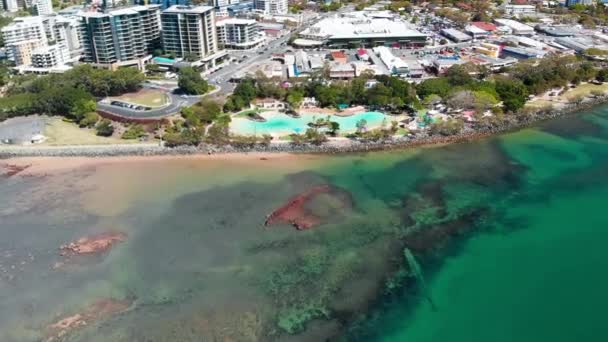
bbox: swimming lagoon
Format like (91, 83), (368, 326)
(230, 111), (389, 136)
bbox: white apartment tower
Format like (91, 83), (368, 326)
(78, 5), (161, 69)
(161, 5), (219, 62)
(2, 0), (19, 12)
(254, 0), (287, 15)
(32, 0), (53, 15)
(1, 16), (48, 62)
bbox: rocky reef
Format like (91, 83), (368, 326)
(264, 185), (353, 230)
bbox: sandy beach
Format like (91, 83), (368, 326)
(1, 151), (321, 177)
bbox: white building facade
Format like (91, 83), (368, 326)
(1, 16), (48, 62)
(253, 0), (287, 15)
(161, 5), (224, 68)
(216, 18), (264, 49)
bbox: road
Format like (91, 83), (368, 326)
(97, 87), (202, 119)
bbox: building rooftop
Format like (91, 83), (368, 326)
(471, 21), (497, 32)
(216, 18), (257, 25)
(301, 13), (425, 40)
(441, 28), (472, 41)
(163, 5), (214, 14)
(494, 19), (534, 33)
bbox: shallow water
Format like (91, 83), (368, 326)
(1, 106), (608, 341)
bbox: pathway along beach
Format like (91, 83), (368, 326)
(1, 104), (608, 341)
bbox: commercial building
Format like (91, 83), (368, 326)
(441, 28), (472, 42)
(504, 5), (536, 15)
(501, 46), (546, 59)
(253, 0), (287, 15)
(1, 16), (48, 62)
(535, 25), (576, 37)
(373, 46), (408, 75)
(473, 42), (501, 58)
(161, 5), (224, 69)
(79, 5), (161, 70)
(300, 12), (426, 48)
(555, 37), (591, 53)
(494, 19), (534, 35)
(216, 18), (264, 49)
(465, 24), (491, 39)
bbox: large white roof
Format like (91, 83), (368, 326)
(302, 13), (425, 40)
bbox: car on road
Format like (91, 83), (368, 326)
(180, 95), (188, 99)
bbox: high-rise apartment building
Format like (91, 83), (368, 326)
(1, 16), (48, 62)
(161, 5), (222, 67)
(253, 0), (286, 15)
(32, 0), (53, 15)
(2, 0), (19, 12)
(78, 5), (160, 69)
(133, 0), (190, 10)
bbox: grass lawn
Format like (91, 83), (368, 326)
(42, 118), (141, 146)
(561, 83), (608, 100)
(235, 108), (272, 117)
(525, 99), (555, 109)
(112, 89), (169, 107)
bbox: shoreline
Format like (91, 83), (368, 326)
(1, 96), (606, 161)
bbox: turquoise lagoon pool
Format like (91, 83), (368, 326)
(230, 111), (388, 136)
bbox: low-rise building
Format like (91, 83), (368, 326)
(330, 50), (348, 63)
(465, 25), (491, 39)
(329, 63), (356, 79)
(504, 4), (536, 15)
(216, 18), (265, 49)
(494, 19), (534, 36)
(441, 28), (472, 42)
(373, 46), (408, 75)
(501, 46), (546, 59)
(473, 42), (501, 58)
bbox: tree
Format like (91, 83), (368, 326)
(328, 121), (340, 136)
(79, 112), (99, 128)
(122, 124), (147, 139)
(495, 77), (528, 113)
(596, 69), (608, 83)
(356, 119), (368, 133)
(178, 67), (209, 95)
(473, 91), (499, 113)
(70, 99), (97, 121)
(286, 89), (305, 109)
(417, 78), (451, 98)
(95, 119), (114, 137)
(446, 64), (473, 86)
(446, 90), (476, 110)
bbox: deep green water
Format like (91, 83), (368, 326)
(1, 106), (607, 341)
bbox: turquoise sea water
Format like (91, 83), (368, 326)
(1, 106), (608, 341)
(230, 111), (387, 135)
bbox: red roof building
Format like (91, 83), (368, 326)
(471, 22), (498, 32)
(331, 51), (348, 63)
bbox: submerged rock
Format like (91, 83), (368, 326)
(45, 298), (133, 342)
(0, 164), (30, 178)
(59, 231), (127, 257)
(264, 185), (353, 230)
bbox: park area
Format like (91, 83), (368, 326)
(526, 82), (608, 109)
(110, 88), (169, 108)
(42, 118), (141, 145)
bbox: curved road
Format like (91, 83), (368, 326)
(97, 86), (213, 119)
